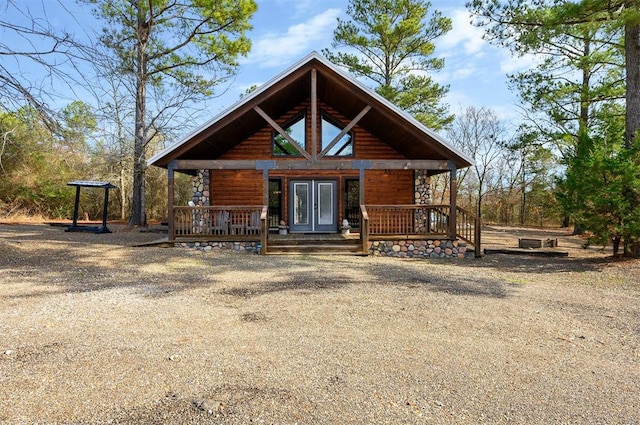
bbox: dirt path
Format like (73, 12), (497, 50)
(1, 223), (638, 424)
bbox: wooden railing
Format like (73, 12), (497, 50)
(366, 204), (451, 235)
(362, 204), (481, 256)
(455, 206), (480, 248)
(172, 206), (264, 239)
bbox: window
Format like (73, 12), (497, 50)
(321, 114), (353, 156)
(273, 114), (306, 156)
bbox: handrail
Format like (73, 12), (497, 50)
(455, 206), (481, 257)
(360, 204), (369, 255)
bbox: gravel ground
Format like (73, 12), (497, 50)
(1, 223), (639, 424)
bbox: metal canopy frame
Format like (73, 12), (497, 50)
(66, 180), (117, 234)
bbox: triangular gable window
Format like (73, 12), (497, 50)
(273, 114), (306, 156)
(322, 114), (353, 156)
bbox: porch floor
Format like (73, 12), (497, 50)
(270, 232), (359, 241)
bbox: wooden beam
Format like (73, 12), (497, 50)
(449, 162), (458, 239)
(271, 160), (354, 170)
(366, 160), (451, 170)
(167, 162), (176, 242)
(311, 68), (318, 161)
(254, 105), (312, 160)
(172, 159), (452, 171)
(175, 160), (257, 170)
(359, 166), (366, 205)
(318, 105), (372, 159)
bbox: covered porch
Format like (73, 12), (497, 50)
(166, 159), (481, 257)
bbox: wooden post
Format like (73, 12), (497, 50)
(360, 205), (369, 255)
(71, 186), (81, 227)
(359, 166), (365, 206)
(311, 68), (317, 161)
(475, 215), (482, 257)
(98, 187), (110, 233)
(449, 163), (458, 240)
(256, 160), (275, 254)
(168, 162), (176, 243)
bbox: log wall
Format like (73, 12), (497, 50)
(209, 100), (414, 216)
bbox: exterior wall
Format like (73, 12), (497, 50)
(201, 99), (415, 213)
(414, 170), (432, 233)
(209, 169), (263, 205)
(369, 239), (471, 259)
(414, 170), (431, 204)
(192, 170), (210, 206)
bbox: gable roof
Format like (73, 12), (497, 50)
(147, 51), (473, 169)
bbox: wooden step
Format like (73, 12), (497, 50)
(266, 240), (365, 255)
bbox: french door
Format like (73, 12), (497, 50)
(289, 180), (338, 232)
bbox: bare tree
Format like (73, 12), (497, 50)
(447, 106), (507, 220)
(0, 0), (91, 129)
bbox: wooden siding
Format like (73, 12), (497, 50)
(209, 100), (413, 216)
(210, 170), (263, 205)
(215, 100), (405, 162)
(365, 170), (413, 205)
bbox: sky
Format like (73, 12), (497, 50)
(229, 0), (525, 127)
(4, 0), (529, 135)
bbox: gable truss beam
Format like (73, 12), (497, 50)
(253, 105), (312, 160)
(172, 159), (451, 171)
(318, 105), (372, 159)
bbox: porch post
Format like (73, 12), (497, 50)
(449, 161), (457, 239)
(168, 161), (176, 243)
(311, 68), (318, 161)
(359, 167), (365, 205)
(256, 160), (275, 254)
(353, 160), (370, 254)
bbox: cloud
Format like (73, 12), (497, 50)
(244, 8), (340, 68)
(437, 8), (487, 57)
(274, 0), (319, 18)
(499, 51), (542, 74)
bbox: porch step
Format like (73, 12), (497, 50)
(266, 239), (365, 255)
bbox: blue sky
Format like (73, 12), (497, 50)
(5, 0), (528, 132)
(228, 0), (525, 126)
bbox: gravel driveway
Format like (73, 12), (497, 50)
(1, 223), (639, 424)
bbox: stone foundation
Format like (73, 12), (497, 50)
(368, 239), (472, 259)
(176, 241), (260, 254)
(176, 239), (473, 258)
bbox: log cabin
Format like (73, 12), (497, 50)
(148, 52), (479, 257)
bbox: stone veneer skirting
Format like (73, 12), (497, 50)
(176, 238), (472, 258)
(176, 241), (261, 253)
(369, 239), (471, 259)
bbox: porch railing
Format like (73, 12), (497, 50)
(365, 204), (452, 235)
(361, 204), (481, 256)
(172, 205), (264, 239)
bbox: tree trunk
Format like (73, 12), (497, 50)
(128, 2), (149, 227)
(625, 22), (640, 150)
(624, 21), (640, 257)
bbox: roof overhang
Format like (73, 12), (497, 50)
(148, 51), (473, 171)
